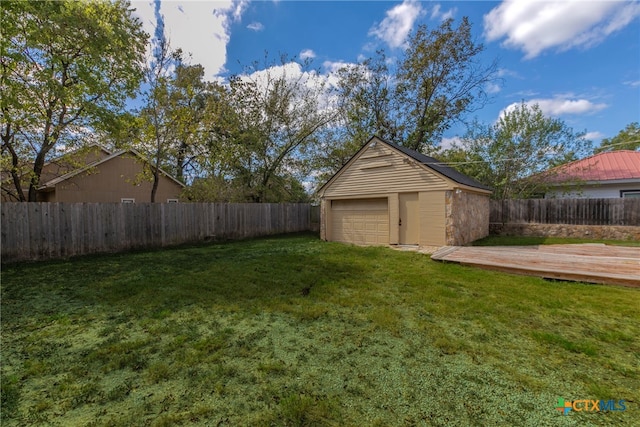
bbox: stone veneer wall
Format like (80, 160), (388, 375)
(445, 190), (490, 245)
(490, 223), (640, 241)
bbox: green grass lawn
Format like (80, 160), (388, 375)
(473, 235), (640, 247)
(2, 233), (638, 426)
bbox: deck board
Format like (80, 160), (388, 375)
(431, 244), (640, 287)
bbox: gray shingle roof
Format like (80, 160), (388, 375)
(380, 137), (492, 191)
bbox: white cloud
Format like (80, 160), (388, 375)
(369, 0), (426, 48)
(431, 4), (457, 22)
(238, 62), (341, 116)
(132, 0), (249, 80)
(321, 60), (361, 88)
(625, 80), (640, 88)
(485, 82), (502, 94)
(300, 49), (316, 60)
(532, 98), (608, 116)
(247, 22), (264, 31)
(497, 68), (520, 79)
(322, 60), (354, 74)
(584, 131), (605, 141)
(500, 97), (608, 119)
(439, 136), (462, 150)
(484, 0), (640, 59)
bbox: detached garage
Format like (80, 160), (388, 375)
(317, 136), (492, 247)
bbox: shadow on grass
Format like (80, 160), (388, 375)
(1, 234), (366, 325)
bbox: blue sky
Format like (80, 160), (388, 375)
(133, 0), (640, 148)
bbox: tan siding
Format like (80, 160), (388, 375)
(323, 143), (451, 197)
(388, 193), (399, 244)
(420, 191), (446, 246)
(41, 146), (110, 184)
(53, 155), (183, 203)
(399, 192), (420, 244)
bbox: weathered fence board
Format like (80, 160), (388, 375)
(1, 202), (315, 263)
(490, 198), (640, 226)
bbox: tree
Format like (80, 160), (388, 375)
(135, 40), (182, 202)
(226, 58), (336, 202)
(1, 0), (147, 201)
(395, 18), (499, 152)
(311, 53), (395, 184)
(315, 16), (499, 184)
(131, 37), (239, 202)
(335, 52), (397, 142)
(329, 17), (498, 159)
(442, 102), (591, 199)
(594, 122), (640, 153)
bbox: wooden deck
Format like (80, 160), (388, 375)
(431, 244), (640, 287)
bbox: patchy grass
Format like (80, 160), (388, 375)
(473, 235), (640, 247)
(2, 233), (638, 426)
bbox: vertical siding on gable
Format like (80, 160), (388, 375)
(322, 144), (450, 198)
(420, 191), (446, 246)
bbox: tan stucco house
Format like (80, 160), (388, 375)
(33, 145), (184, 203)
(317, 136), (492, 247)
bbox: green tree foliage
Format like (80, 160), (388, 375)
(334, 52), (396, 144)
(323, 16), (498, 173)
(183, 174), (310, 203)
(132, 39), (236, 202)
(132, 48), (325, 203)
(594, 122), (640, 153)
(225, 58), (337, 202)
(396, 18), (498, 152)
(441, 103), (591, 199)
(0, 0), (147, 201)
(311, 53), (394, 184)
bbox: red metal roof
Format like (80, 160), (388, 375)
(546, 150), (640, 182)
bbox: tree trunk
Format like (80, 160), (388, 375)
(2, 127), (27, 201)
(151, 148), (162, 202)
(151, 162), (160, 202)
(28, 149), (48, 202)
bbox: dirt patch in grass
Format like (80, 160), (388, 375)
(2, 234), (638, 425)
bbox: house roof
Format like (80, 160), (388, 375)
(39, 148), (186, 189)
(543, 150), (640, 183)
(383, 138), (492, 191)
(45, 144), (112, 164)
(318, 135), (492, 193)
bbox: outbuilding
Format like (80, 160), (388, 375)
(317, 136), (492, 247)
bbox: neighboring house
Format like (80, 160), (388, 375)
(317, 136), (492, 247)
(2, 145), (185, 203)
(541, 150), (640, 199)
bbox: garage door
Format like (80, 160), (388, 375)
(331, 198), (389, 245)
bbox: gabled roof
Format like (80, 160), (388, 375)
(39, 148), (186, 189)
(543, 150), (640, 183)
(44, 143), (112, 165)
(318, 136), (492, 194)
(384, 138), (492, 191)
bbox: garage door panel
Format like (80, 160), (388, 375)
(331, 198), (388, 245)
(332, 199), (388, 211)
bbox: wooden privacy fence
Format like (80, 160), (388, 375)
(490, 198), (640, 226)
(2, 202), (315, 263)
